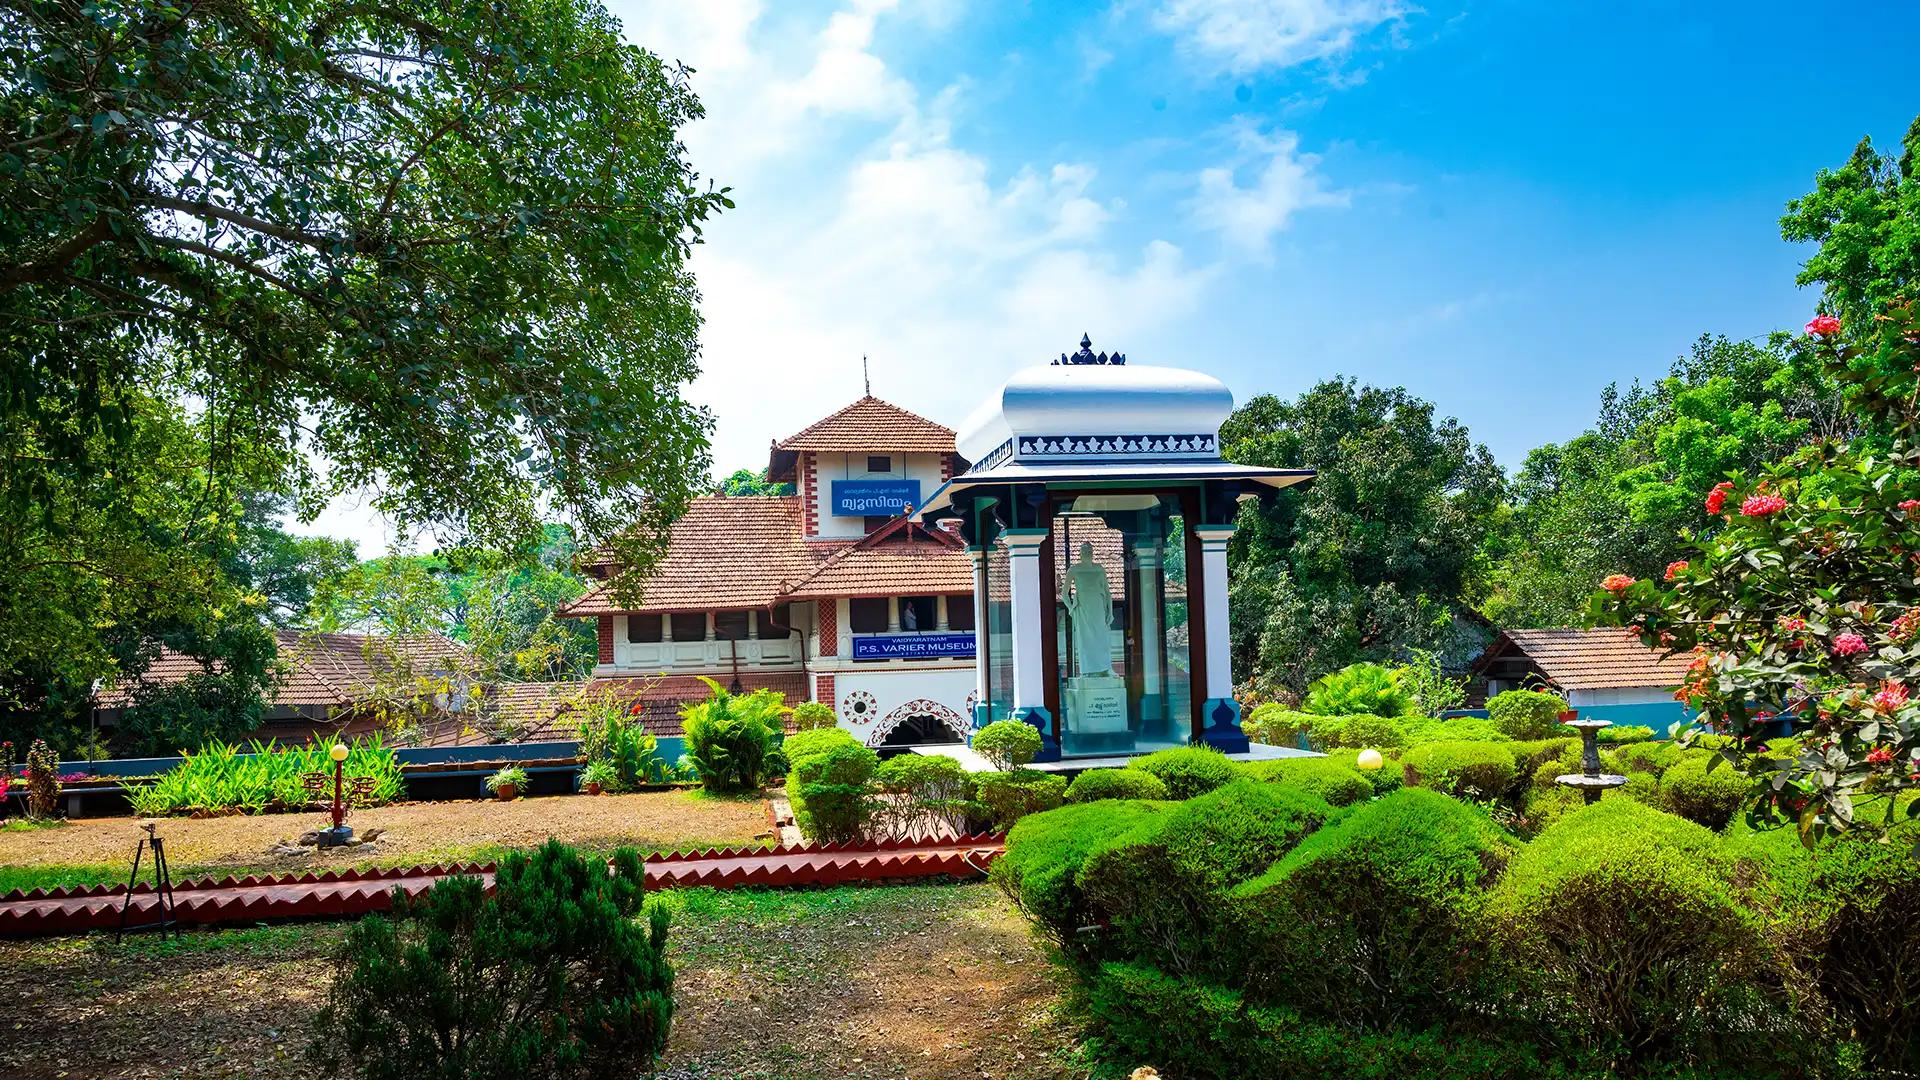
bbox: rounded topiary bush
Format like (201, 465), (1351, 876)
(992, 800), (1170, 959)
(1731, 815), (1920, 1074)
(1320, 713), (1410, 751)
(1402, 714), (1510, 744)
(1241, 757), (1373, 807)
(1401, 740), (1519, 800)
(972, 719), (1043, 771)
(787, 739), (879, 843)
(783, 726), (860, 767)
(1243, 703), (1314, 747)
(1130, 745), (1237, 800)
(1485, 689), (1569, 740)
(1660, 754), (1751, 830)
(1321, 748), (1403, 796)
(1489, 798), (1771, 1064)
(973, 768), (1066, 830)
(1079, 780), (1334, 975)
(789, 701), (838, 731)
(1226, 788), (1515, 1027)
(1065, 767), (1170, 803)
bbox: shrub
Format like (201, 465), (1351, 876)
(787, 740), (879, 843)
(580, 760), (618, 791)
(1401, 741), (1518, 800)
(1595, 724), (1654, 744)
(789, 701), (838, 731)
(310, 840), (673, 1079)
(1302, 663), (1418, 717)
(1241, 757), (1373, 807)
(1489, 799), (1770, 1062)
(873, 753), (972, 837)
(1612, 738), (1685, 777)
(1322, 748), (1403, 796)
(1065, 767), (1169, 803)
(23, 738), (60, 819)
(1396, 648), (1467, 717)
(1320, 713), (1410, 750)
(782, 726), (860, 769)
(1228, 789), (1514, 1027)
(1079, 780), (1332, 976)
(973, 769), (1066, 830)
(1733, 821), (1920, 1073)
(1402, 714), (1509, 744)
(680, 678), (781, 793)
(972, 719), (1042, 771)
(1130, 745), (1236, 799)
(1087, 962), (1567, 1080)
(1660, 754), (1751, 830)
(484, 765), (527, 795)
(1485, 690), (1569, 740)
(1506, 737), (1576, 778)
(993, 800), (1169, 959)
(573, 700), (665, 791)
(1244, 703), (1313, 747)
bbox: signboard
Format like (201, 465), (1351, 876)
(831, 479), (921, 517)
(852, 632), (976, 660)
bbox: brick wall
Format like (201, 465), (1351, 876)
(597, 616), (614, 664)
(801, 451), (819, 537)
(940, 452), (955, 481)
(816, 673), (835, 709)
(816, 598), (837, 656)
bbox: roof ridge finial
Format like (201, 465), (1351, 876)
(1055, 332), (1125, 366)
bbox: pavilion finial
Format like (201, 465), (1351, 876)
(1054, 333), (1125, 366)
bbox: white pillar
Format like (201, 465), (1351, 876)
(1192, 523), (1247, 751)
(999, 527), (1058, 758)
(967, 546), (989, 726)
(1132, 545), (1164, 699)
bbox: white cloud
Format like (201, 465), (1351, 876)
(1153, 0), (1415, 74)
(1187, 123), (1348, 258)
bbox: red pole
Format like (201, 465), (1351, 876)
(332, 757), (345, 830)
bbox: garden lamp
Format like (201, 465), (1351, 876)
(1355, 748), (1384, 772)
(329, 742), (350, 830)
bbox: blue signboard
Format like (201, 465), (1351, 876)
(852, 632), (976, 660)
(831, 479), (921, 517)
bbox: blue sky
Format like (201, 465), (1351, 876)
(299, 0), (1920, 551)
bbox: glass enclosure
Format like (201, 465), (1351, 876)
(980, 527), (1014, 728)
(1052, 492), (1192, 756)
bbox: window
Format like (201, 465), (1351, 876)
(946, 596), (975, 632)
(713, 611), (749, 640)
(849, 597), (890, 634)
(755, 605), (792, 639)
(866, 455), (891, 473)
(669, 612), (706, 641)
(626, 613), (663, 643)
(898, 596), (936, 632)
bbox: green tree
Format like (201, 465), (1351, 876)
(1222, 380), (1503, 698)
(1780, 114), (1920, 332)
(2, 0), (725, 609)
(715, 467), (795, 497)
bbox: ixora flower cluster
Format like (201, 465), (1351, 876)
(1592, 303), (1920, 839)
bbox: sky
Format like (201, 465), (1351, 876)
(296, 0), (1920, 554)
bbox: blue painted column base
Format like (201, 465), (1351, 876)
(1012, 705), (1061, 762)
(1199, 698), (1249, 754)
(972, 702), (995, 731)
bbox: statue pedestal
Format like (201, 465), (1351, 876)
(1066, 672), (1130, 735)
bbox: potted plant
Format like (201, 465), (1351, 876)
(486, 765), (528, 802)
(580, 760), (617, 796)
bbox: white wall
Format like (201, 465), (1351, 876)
(808, 451), (946, 540)
(827, 665), (976, 746)
(1566, 686), (1674, 707)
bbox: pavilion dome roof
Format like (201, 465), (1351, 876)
(956, 336), (1235, 468)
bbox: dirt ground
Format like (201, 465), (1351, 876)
(0, 882), (1093, 1080)
(0, 791), (773, 878)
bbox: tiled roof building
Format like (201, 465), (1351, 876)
(1472, 627), (1693, 706)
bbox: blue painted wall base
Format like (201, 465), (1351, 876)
(1199, 698), (1249, 754)
(1009, 705), (1060, 762)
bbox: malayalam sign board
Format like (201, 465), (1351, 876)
(852, 632), (976, 660)
(831, 479), (921, 517)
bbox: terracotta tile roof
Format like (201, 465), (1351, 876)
(558, 496), (840, 615)
(585, 672), (810, 738)
(773, 396), (955, 455)
(785, 520), (972, 599)
(95, 630), (472, 709)
(1492, 627), (1693, 691)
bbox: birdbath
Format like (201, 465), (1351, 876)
(1554, 710), (1628, 805)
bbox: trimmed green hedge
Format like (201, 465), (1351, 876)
(1401, 740), (1518, 800)
(1239, 756), (1373, 807)
(1228, 788), (1513, 1026)
(786, 739), (877, 843)
(1489, 799), (1772, 1062)
(1660, 754), (1751, 830)
(1129, 745), (1237, 799)
(1485, 689), (1568, 740)
(1402, 715), (1510, 744)
(1065, 767), (1170, 803)
(973, 768), (1066, 830)
(1079, 780), (1332, 975)
(991, 800), (1168, 960)
(1244, 703), (1314, 747)
(1322, 748), (1403, 796)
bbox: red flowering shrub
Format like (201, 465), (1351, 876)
(1593, 303), (1920, 841)
(1600, 573), (1636, 594)
(1806, 314), (1842, 336)
(1665, 560), (1689, 581)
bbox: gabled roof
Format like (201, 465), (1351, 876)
(783, 517), (971, 599)
(769, 395), (957, 480)
(557, 496), (842, 615)
(95, 630), (472, 710)
(1477, 627), (1693, 692)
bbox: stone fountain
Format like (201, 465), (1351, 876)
(1554, 710), (1628, 805)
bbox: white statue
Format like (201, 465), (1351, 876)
(1064, 542), (1113, 676)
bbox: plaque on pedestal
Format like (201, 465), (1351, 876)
(1067, 672), (1129, 733)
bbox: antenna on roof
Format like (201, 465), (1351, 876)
(862, 354), (871, 397)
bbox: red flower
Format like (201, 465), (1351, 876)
(628, 703), (644, 715)
(1600, 573), (1636, 594)
(1664, 560), (1689, 581)
(1867, 747), (1895, 767)
(1873, 681), (1911, 713)
(1806, 314), (1841, 337)
(1832, 632), (1869, 657)
(1891, 609), (1920, 644)
(1902, 499), (1920, 513)
(1705, 481), (1734, 515)
(1778, 615), (1807, 633)
(1741, 493), (1788, 516)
